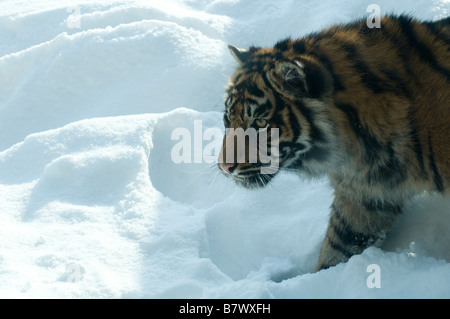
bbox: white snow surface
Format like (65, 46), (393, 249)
(0, 0), (449, 298)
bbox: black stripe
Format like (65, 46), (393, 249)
(303, 145), (330, 162)
(408, 108), (427, 178)
(223, 113), (231, 127)
(335, 103), (383, 164)
(298, 57), (329, 98)
(246, 59), (274, 73)
(227, 99), (237, 112)
(233, 73), (243, 85)
(358, 20), (378, 38)
(331, 224), (373, 249)
(246, 104), (252, 118)
(246, 85), (265, 98)
(288, 114), (301, 143)
(379, 23), (421, 89)
(273, 89), (287, 112)
(339, 41), (386, 94)
(294, 100), (326, 144)
(332, 21), (412, 98)
(244, 98), (258, 106)
(274, 38), (291, 51)
(428, 135), (444, 193)
(254, 100), (271, 118)
(261, 72), (274, 92)
(423, 19), (450, 45)
(367, 141), (407, 187)
(332, 206), (375, 248)
(337, 103), (407, 187)
(254, 52), (273, 60)
(327, 236), (353, 259)
(397, 15), (450, 82)
(308, 52), (345, 92)
(285, 103), (302, 141)
(234, 79), (250, 91)
(274, 51), (284, 61)
(292, 40), (306, 54)
(379, 67), (411, 99)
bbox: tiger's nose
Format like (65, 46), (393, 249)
(219, 163), (236, 174)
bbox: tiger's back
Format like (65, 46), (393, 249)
(305, 15), (450, 195)
(219, 15), (450, 270)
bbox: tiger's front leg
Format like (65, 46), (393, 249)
(316, 189), (402, 271)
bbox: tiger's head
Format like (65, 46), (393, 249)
(218, 43), (335, 189)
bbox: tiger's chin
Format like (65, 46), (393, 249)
(229, 173), (276, 190)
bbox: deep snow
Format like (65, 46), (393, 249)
(0, 0), (449, 298)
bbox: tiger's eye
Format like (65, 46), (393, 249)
(254, 119), (267, 128)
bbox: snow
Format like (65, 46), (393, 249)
(0, 0), (449, 298)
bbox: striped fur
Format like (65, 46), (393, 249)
(218, 15), (450, 271)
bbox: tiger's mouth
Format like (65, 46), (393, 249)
(218, 162), (276, 189)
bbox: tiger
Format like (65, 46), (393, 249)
(217, 14), (450, 271)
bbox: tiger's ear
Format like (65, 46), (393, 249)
(228, 45), (250, 66)
(267, 61), (308, 99)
